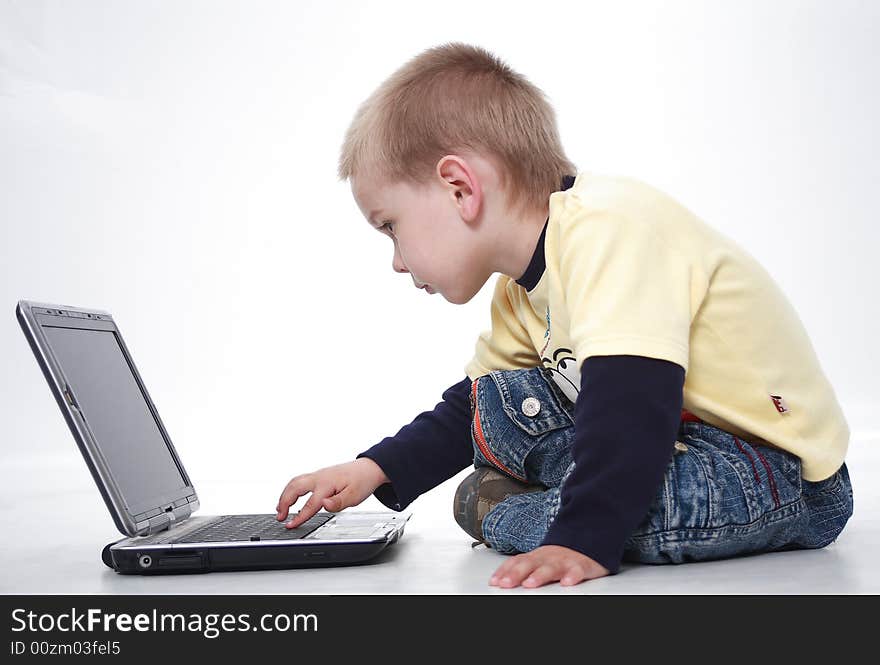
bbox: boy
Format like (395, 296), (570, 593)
(275, 43), (853, 588)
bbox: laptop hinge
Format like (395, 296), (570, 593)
(143, 502), (197, 536)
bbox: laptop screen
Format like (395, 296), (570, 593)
(42, 324), (188, 509)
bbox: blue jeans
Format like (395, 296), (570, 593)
(470, 367), (854, 565)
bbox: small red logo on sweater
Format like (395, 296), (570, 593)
(770, 394), (790, 414)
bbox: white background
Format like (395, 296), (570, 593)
(2, 0), (878, 534)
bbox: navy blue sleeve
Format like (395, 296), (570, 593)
(540, 355), (685, 575)
(356, 377), (474, 511)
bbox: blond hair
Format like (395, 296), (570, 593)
(338, 42), (575, 215)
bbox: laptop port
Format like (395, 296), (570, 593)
(138, 554), (153, 569)
(157, 555), (202, 569)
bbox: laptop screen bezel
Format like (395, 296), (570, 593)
(17, 301), (197, 536)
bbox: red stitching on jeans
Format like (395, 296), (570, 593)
(471, 377), (528, 482)
(750, 443), (781, 509)
(733, 436), (762, 486)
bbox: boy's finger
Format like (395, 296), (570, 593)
(286, 491), (327, 528)
(276, 491), (302, 520)
(276, 476), (313, 520)
(323, 486), (356, 513)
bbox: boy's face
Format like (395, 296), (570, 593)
(350, 165), (491, 305)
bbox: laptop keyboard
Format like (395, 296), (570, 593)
(164, 513), (333, 544)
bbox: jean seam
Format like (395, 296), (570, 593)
(626, 498), (805, 541)
(750, 445), (781, 509)
(662, 469), (672, 532)
(714, 446), (762, 522)
(680, 443), (715, 526)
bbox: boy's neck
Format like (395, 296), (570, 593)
(491, 204), (549, 282)
(489, 175), (575, 283)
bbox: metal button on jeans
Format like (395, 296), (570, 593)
(521, 397), (541, 417)
(674, 441), (689, 452)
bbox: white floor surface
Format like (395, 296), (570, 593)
(2, 437), (877, 595)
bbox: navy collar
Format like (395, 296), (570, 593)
(515, 175), (576, 291)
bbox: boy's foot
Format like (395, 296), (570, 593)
(453, 467), (544, 544)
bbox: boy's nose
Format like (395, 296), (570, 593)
(392, 249), (408, 274)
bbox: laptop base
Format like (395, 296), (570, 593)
(103, 526), (404, 574)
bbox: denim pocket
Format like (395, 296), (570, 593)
(489, 368), (574, 436)
(624, 426), (809, 564)
(672, 435), (803, 529)
(471, 368), (575, 486)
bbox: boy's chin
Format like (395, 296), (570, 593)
(443, 292), (468, 305)
(442, 283), (480, 305)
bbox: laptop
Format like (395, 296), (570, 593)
(16, 300), (410, 574)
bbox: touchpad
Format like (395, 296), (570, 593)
(306, 513), (398, 540)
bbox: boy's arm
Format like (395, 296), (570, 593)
(538, 354), (685, 574)
(526, 192), (700, 577)
(356, 377), (475, 511)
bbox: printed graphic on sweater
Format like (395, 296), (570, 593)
(542, 347), (579, 404)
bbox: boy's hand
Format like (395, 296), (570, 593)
(275, 458), (389, 528)
(489, 545), (610, 588)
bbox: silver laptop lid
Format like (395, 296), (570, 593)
(17, 300), (199, 537)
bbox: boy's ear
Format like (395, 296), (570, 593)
(436, 155), (482, 223)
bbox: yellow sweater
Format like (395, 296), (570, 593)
(465, 172), (848, 481)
